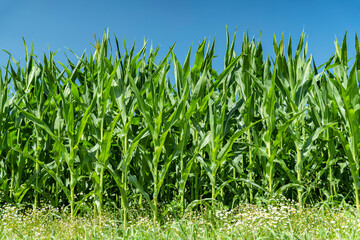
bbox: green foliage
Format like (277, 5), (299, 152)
(1, 29), (360, 229)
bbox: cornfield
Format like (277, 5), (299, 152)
(1, 29), (360, 228)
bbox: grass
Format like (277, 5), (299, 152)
(1, 196), (360, 239)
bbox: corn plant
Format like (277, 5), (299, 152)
(2, 29), (360, 223)
(326, 34), (360, 211)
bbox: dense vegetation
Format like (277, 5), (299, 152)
(1, 29), (360, 228)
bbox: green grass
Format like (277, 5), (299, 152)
(1, 197), (360, 239)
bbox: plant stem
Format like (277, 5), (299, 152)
(296, 147), (302, 209)
(153, 163), (158, 225)
(248, 129), (253, 203)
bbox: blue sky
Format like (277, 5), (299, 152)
(0, 0), (359, 73)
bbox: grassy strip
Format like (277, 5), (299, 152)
(1, 197), (360, 239)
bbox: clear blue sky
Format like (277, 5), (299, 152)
(1, 0), (359, 73)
